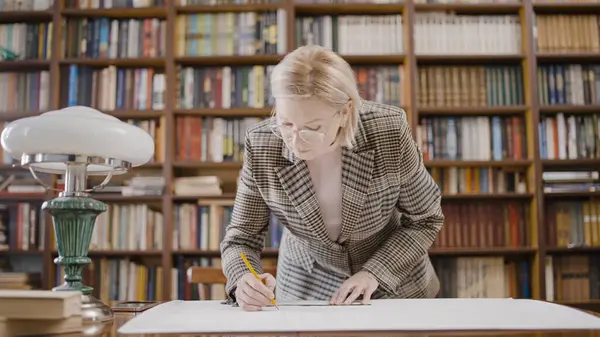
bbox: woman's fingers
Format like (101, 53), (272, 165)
(343, 286), (364, 305)
(246, 275), (275, 301)
(237, 273), (277, 311)
(260, 273), (277, 293)
(242, 287), (268, 306)
(331, 282), (354, 305)
(362, 285), (376, 304)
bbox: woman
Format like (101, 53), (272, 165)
(220, 44), (444, 311)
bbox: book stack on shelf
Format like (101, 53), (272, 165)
(0, 0), (599, 311)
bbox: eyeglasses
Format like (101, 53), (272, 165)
(269, 111), (343, 145)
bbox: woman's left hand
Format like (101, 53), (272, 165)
(330, 271), (379, 305)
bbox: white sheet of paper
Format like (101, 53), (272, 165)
(118, 298), (600, 335)
(275, 300), (368, 306)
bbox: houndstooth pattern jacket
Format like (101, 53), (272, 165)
(220, 100), (444, 301)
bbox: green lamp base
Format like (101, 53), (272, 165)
(43, 195), (114, 323)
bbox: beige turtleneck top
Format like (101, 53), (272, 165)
(305, 146), (343, 242)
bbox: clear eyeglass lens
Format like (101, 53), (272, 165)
(298, 130), (323, 144)
(270, 125), (323, 144)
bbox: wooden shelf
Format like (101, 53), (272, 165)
(539, 105), (600, 114)
(425, 160), (532, 168)
(416, 54), (524, 64)
(544, 191), (600, 198)
(173, 161), (243, 169)
(132, 163), (163, 170)
(173, 194), (237, 202)
(341, 55), (406, 64)
(536, 52), (600, 62)
(294, 3), (404, 14)
(176, 4), (283, 12)
(91, 195), (164, 202)
(52, 250), (164, 256)
(542, 159), (600, 170)
(61, 7), (168, 18)
(429, 247), (537, 256)
(533, 2), (600, 13)
(415, 2), (522, 14)
(0, 10), (53, 23)
(0, 60), (50, 71)
(174, 249), (279, 257)
(546, 246), (600, 254)
(60, 58), (165, 67)
(105, 110), (164, 119)
(418, 106), (528, 116)
(173, 108), (272, 117)
(442, 193), (534, 200)
(175, 55), (284, 65)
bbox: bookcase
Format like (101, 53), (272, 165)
(0, 0), (599, 308)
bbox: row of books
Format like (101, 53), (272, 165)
(3, 13), (600, 58)
(2, 63), (598, 112)
(44, 255), (599, 303)
(3, 198), (600, 253)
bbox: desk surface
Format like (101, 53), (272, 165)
(42, 302), (600, 337)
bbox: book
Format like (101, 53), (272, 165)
(0, 315), (82, 337)
(0, 290), (81, 319)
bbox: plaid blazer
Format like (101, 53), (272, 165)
(221, 100), (444, 301)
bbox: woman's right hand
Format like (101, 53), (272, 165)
(235, 272), (277, 311)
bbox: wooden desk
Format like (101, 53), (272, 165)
(46, 304), (600, 337)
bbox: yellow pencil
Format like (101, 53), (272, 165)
(240, 253), (279, 310)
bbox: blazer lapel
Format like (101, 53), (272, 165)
(274, 108), (374, 247)
(338, 118), (374, 244)
(275, 144), (335, 248)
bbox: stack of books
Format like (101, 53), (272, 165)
(0, 273), (32, 290)
(0, 290), (82, 336)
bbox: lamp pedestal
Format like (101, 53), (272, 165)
(25, 155), (128, 324)
(43, 195), (112, 322)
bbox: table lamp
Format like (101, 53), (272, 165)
(0, 106), (155, 323)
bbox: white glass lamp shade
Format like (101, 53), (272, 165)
(0, 106), (155, 174)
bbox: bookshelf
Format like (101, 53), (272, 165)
(0, 0), (599, 308)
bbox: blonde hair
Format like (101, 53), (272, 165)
(270, 45), (361, 149)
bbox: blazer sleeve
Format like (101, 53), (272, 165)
(360, 121), (444, 296)
(220, 132), (271, 299)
